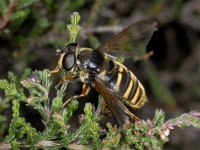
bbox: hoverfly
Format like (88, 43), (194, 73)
(51, 20), (157, 126)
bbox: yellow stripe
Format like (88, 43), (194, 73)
(119, 65), (123, 72)
(58, 53), (65, 68)
(123, 80), (133, 99)
(130, 86), (140, 104)
(130, 71), (136, 80)
(115, 73), (122, 92)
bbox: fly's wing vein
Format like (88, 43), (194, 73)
(94, 78), (126, 126)
(97, 20), (157, 58)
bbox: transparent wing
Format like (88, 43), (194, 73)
(97, 20), (157, 58)
(94, 78), (126, 127)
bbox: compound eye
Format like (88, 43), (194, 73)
(62, 52), (75, 71)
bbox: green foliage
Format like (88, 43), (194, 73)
(0, 12), (200, 149)
(0, 0), (85, 75)
(67, 0), (85, 11)
(5, 100), (38, 144)
(0, 97), (8, 136)
(0, 68), (200, 149)
(67, 12), (81, 43)
(103, 123), (121, 148)
(0, 0), (37, 34)
(0, 79), (26, 102)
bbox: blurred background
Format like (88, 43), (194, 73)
(0, 0), (200, 149)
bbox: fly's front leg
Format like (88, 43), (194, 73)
(50, 53), (65, 74)
(62, 84), (90, 107)
(50, 65), (60, 74)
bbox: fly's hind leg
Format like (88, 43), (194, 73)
(101, 99), (109, 114)
(62, 83), (90, 108)
(125, 107), (140, 121)
(96, 96), (110, 115)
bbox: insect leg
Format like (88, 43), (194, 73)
(101, 99), (108, 114)
(49, 65), (60, 74)
(96, 96), (103, 115)
(55, 75), (78, 89)
(62, 84), (90, 107)
(96, 96), (109, 115)
(64, 76), (77, 80)
(125, 107), (140, 121)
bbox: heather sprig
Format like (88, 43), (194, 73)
(0, 12), (199, 149)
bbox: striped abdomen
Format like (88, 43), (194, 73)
(101, 61), (147, 109)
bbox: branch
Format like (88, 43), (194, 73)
(0, 0), (17, 31)
(0, 141), (89, 150)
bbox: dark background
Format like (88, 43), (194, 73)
(0, 0), (200, 149)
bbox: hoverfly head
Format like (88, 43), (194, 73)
(62, 43), (78, 71)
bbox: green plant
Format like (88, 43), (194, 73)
(0, 12), (200, 150)
(0, 0), (85, 76)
